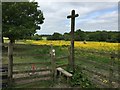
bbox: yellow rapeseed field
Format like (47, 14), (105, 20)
(25, 40), (119, 53)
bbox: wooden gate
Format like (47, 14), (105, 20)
(2, 46), (56, 87)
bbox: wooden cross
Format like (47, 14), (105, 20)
(67, 10), (79, 72)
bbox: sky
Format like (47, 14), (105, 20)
(34, 1), (118, 35)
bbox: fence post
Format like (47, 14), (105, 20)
(50, 45), (56, 82)
(8, 41), (13, 86)
(109, 53), (114, 88)
(118, 57), (120, 88)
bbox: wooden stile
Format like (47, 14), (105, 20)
(56, 67), (72, 84)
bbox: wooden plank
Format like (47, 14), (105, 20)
(3, 53), (50, 57)
(82, 67), (106, 78)
(13, 68), (51, 74)
(13, 73), (52, 81)
(55, 56), (69, 60)
(0, 72), (8, 77)
(14, 77), (51, 85)
(56, 67), (72, 77)
(13, 62), (51, 66)
(15, 54), (50, 57)
(0, 64), (8, 68)
(75, 48), (118, 58)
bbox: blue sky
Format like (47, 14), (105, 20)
(34, 1), (118, 35)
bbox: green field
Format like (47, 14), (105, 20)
(2, 40), (119, 88)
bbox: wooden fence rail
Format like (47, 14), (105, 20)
(2, 53), (50, 57)
(13, 68), (51, 74)
(75, 57), (118, 71)
(13, 62), (51, 66)
(81, 66), (118, 82)
(56, 64), (68, 68)
(75, 52), (119, 88)
(55, 56), (69, 61)
(90, 77), (109, 88)
(75, 48), (118, 58)
(75, 65), (119, 87)
(13, 73), (51, 80)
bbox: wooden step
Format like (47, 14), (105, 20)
(56, 67), (72, 77)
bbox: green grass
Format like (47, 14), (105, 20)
(2, 40), (119, 88)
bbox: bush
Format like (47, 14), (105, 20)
(67, 66), (94, 88)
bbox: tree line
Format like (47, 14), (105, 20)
(32, 29), (120, 43)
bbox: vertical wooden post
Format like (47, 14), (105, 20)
(118, 44), (120, 88)
(67, 10), (79, 72)
(50, 45), (56, 82)
(118, 57), (120, 88)
(8, 40), (13, 85)
(109, 53), (114, 88)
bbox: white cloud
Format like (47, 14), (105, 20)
(99, 11), (118, 19)
(35, 2), (118, 34)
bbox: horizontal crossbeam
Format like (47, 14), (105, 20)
(67, 14), (79, 18)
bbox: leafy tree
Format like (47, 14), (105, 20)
(74, 29), (86, 41)
(87, 31), (107, 41)
(31, 34), (41, 40)
(74, 30), (119, 42)
(116, 32), (120, 43)
(63, 32), (70, 41)
(51, 32), (63, 40)
(2, 2), (44, 42)
(2, 2), (45, 80)
(98, 31), (108, 41)
(47, 35), (52, 40)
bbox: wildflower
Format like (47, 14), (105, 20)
(103, 80), (108, 83)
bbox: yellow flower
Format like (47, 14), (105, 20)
(103, 80), (108, 83)
(25, 40), (118, 53)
